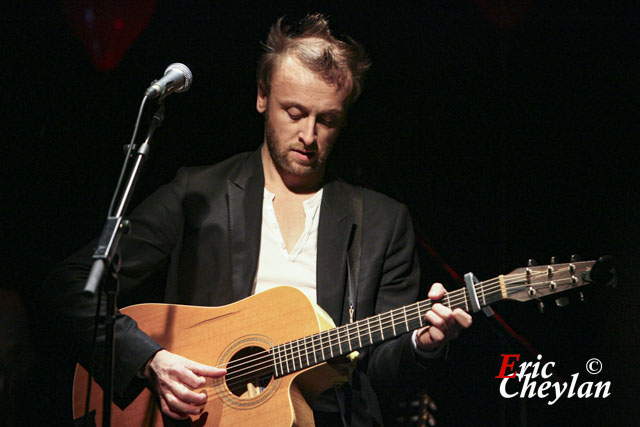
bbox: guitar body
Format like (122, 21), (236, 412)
(73, 287), (341, 426)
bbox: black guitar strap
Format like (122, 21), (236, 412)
(346, 185), (362, 324)
(335, 185), (383, 426)
(335, 184), (361, 427)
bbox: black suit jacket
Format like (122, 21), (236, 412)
(44, 147), (435, 424)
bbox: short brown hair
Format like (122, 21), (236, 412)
(257, 13), (371, 107)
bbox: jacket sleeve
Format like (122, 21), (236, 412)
(40, 167), (190, 406)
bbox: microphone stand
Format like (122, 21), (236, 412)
(83, 98), (165, 426)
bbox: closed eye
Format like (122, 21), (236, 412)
(318, 116), (340, 128)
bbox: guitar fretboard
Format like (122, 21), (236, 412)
(270, 287), (481, 377)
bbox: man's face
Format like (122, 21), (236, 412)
(257, 55), (349, 179)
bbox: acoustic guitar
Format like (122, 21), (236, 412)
(73, 259), (601, 426)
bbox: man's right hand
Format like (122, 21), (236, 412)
(143, 349), (226, 420)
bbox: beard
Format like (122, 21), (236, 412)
(264, 110), (333, 178)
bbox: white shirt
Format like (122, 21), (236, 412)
(253, 188), (323, 303)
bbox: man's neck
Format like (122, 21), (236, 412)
(261, 144), (324, 196)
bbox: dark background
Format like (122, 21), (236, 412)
(3, 1), (639, 425)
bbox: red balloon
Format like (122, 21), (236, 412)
(62, 0), (157, 71)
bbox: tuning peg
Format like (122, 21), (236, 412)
(570, 254), (582, 262)
(550, 256), (557, 264)
(538, 301), (545, 313)
(555, 297), (570, 307)
(527, 259), (538, 267)
(579, 292), (585, 302)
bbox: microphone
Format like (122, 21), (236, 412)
(145, 63), (193, 99)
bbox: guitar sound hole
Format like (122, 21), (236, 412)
(225, 346), (274, 398)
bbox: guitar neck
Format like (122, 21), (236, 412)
(271, 260), (595, 378)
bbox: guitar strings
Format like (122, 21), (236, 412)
(221, 265), (570, 374)
(221, 269), (583, 386)
(223, 266), (580, 384)
(223, 277), (577, 388)
(220, 266), (581, 381)
(223, 265), (584, 373)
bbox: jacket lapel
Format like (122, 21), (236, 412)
(317, 179), (353, 325)
(225, 152), (353, 324)
(227, 148), (264, 301)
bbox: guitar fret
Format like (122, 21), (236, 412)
(304, 337), (310, 367)
(403, 305), (409, 333)
(288, 341), (294, 371)
(272, 346), (277, 377)
(463, 289), (469, 312)
(272, 347), (278, 377)
(337, 328), (343, 354)
(323, 330), (329, 358)
(296, 339), (303, 369)
(278, 345), (285, 375)
(412, 304), (419, 328)
(328, 330), (334, 358)
(450, 289), (461, 310)
(390, 310), (396, 336)
(285, 342), (291, 372)
(312, 334), (318, 363)
(286, 342), (293, 372)
(282, 343), (287, 373)
(479, 282), (486, 306)
(378, 315), (385, 340)
(356, 321), (362, 348)
(318, 332), (327, 361)
(290, 341), (297, 372)
(346, 325), (353, 351)
(279, 344), (286, 374)
(366, 317), (373, 345)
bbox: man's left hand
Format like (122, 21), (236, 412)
(415, 283), (473, 352)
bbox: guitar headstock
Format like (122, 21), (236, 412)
(503, 259), (596, 303)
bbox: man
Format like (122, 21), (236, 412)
(45, 14), (471, 425)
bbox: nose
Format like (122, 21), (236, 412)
(298, 116), (317, 146)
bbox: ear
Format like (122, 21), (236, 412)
(256, 83), (267, 113)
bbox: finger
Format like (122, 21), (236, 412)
(431, 303), (453, 319)
(189, 361), (227, 378)
(427, 326), (445, 343)
(436, 305), (467, 339)
(453, 308), (473, 328)
(164, 390), (204, 416)
(433, 305), (460, 334)
(166, 375), (208, 406)
(424, 310), (449, 335)
(428, 283), (446, 300)
(178, 365), (209, 389)
(159, 394), (189, 420)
